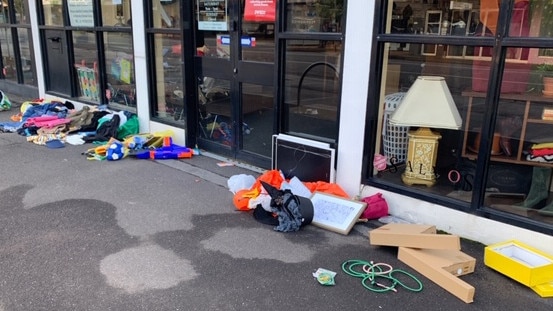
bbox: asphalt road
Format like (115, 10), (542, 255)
(0, 103), (552, 310)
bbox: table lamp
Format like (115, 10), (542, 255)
(389, 76), (462, 186)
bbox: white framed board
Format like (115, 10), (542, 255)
(310, 192), (367, 235)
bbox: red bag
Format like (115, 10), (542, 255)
(360, 193), (388, 220)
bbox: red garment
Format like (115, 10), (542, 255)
(531, 148), (553, 157)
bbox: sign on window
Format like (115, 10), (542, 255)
(197, 0), (228, 31)
(67, 0), (94, 27)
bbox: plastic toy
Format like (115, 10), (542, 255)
(135, 137), (192, 159)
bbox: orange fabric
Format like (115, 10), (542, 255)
(233, 169), (349, 210)
(233, 189), (258, 211)
(234, 170), (283, 211)
(251, 170), (285, 194)
(303, 181), (349, 198)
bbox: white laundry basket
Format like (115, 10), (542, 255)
(382, 92), (409, 164)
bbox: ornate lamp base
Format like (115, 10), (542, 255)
(401, 127), (441, 187)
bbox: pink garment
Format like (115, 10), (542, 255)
(34, 118), (71, 128)
(25, 115), (58, 126)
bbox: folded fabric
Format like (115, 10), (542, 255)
(526, 154), (553, 163)
(531, 142), (553, 149)
(530, 148), (553, 157)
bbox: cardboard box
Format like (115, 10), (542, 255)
(484, 240), (553, 288)
(369, 223), (461, 250)
(398, 247), (476, 303)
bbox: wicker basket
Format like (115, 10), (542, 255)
(382, 92), (409, 164)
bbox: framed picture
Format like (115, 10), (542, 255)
(310, 192), (367, 235)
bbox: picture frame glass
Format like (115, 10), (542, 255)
(310, 192), (366, 235)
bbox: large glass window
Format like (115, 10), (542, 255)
(0, 0), (35, 86)
(281, 0), (343, 143)
(283, 40), (341, 141)
(370, 0), (553, 232)
(148, 0), (185, 126)
(42, 0), (64, 26)
(45, 0), (136, 111)
(73, 31), (99, 102)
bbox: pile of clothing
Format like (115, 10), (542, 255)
(0, 99), (139, 148)
(526, 142), (553, 163)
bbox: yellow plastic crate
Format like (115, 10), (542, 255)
(484, 240), (553, 288)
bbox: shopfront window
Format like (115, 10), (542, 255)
(18, 28), (35, 85)
(281, 0), (343, 142)
(148, 0), (185, 125)
(0, 29), (16, 82)
(371, 1), (553, 231)
(283, 40), (341, 141)
(101, 0), (135, 112)
(483, 47), (553, 224)
(101, 0), (131, 27)
(36, 1), (136, 105)
(0, 0), (35, 86)
(104, 32), (135, 110)
(13, 0), (30, 24)
(73, 31), (99, 102)
(42, 0), (64, 26)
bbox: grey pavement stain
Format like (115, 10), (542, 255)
(100, 244), (198, 294)
(200, 227), (316, 263)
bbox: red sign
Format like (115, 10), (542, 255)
(244, 0), (276, 22)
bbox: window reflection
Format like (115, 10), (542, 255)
(101, 0), (131, 27)
(42, 0), (64, 26)
(284, 40), (341, 141)
(104, 32), (135, 110)
(18, 28), (35, 86)
(152, 34), (184, 123)
(14, 0), (30, 24)
(1, 29), (16, 82)
(286, 0), (343, 33)
(149, 1), (184, 124)
(73, 31), (99, 102)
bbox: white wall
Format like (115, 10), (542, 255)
(336, 0), (374, 198)
(131, 1), (151, 135)
(360, 186), (553, 254)
(28, 0), (45, 94)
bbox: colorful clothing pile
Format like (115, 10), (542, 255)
(526, 142), (553, 163)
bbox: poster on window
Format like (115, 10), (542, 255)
(244, 0), (275, 22)
(67, 0), (94, 27)
(197, 0), (228, 31)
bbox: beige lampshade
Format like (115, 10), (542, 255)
(389, 76), (462, 129)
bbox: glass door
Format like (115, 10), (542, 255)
(194, 0), (275, 168)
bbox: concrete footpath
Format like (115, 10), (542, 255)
(0, 96), (552, 310)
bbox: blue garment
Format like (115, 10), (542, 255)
(21, 102), (68, 121)
(0, 121), (24, 132)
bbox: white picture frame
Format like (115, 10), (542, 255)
(310, 192), (367, 235)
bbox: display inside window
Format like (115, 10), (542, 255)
(374, 1), (553, 226)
